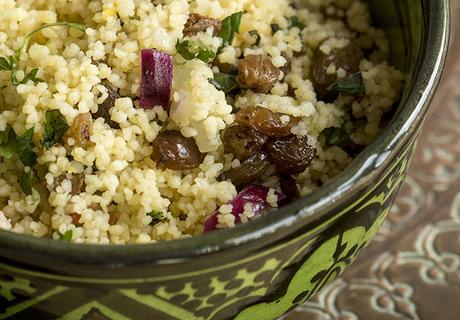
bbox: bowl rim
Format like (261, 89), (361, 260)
(0, 0), (451, 267)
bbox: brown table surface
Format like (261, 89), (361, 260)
(288, 3), (460, 320)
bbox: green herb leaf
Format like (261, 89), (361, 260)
(19, 22), (86, 56)
(323, 127), (347, 146)
(60, 230), (73, 241)
(249, 30), (261, 46)
(0, 126), (17, 160)
(329, 73), (365, 96)
(218, 11), (244, 47)
(288, 16), (306, 31)
(20, 68), (44, 85)
(20, 169), (33, 195)
(175, 40), (216, 63)
(43, 110), (70, 149)
(0, 57), (10, 70)
(209, 73), (239, 94)
(0, 22), (86, 87)
(0, 127), (11, 145)
(147, 211), (165, 225)
(17, 127), (38, 167)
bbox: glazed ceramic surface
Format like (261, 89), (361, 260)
(0, 0), (449, 319)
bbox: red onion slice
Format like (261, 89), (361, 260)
(203, 185), (286, 233)
(140, 49), (173, 110)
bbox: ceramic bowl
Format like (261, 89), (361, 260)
(0, 0), (450, 319)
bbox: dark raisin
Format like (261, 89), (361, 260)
(152, 131), (205, 170)
(93, 83), (120, 129)
(237, 55), (281, 93)
(71, 212), (81, 225)
(271, 24), (280, 34)
(266, 135), (316, 175)
(236, 106), (298, 137)
(109, 211), (119, 225)
(279, 175), (301, 205)
(310, 40), (363, 97)
(280, 54), (292, 77)
(221, 151), (271, 188)
(70, 173), (86, 195)
(183, 13), (222, 36)
(223, 125), (268, 160)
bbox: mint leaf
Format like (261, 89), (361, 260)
(60, 230), (73, 241)
(329, 73), (365, 96)
(218, 12), (244, 47)
(43, 110), (69, 149)
(209, 73), (239, 93)
(20, 169), (33, 195)
(176, 40), (216, 63)
(323, 127), (347, 146)
(0, 126), (17, 160)
(20, 68), (44, 85)
(147, 211), (164, 225)
(17, 127), (37, 167)
(288, 16), (306, 30)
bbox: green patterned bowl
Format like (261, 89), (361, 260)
(0, 1), (449, 319)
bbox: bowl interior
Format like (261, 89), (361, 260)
(0, 0), (449, 267)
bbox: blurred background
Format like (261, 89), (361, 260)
(288, 2), (460, 319)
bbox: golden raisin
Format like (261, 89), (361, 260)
(223, 125), (268, 160)
(310, 40), (363, 96)
(183, 13), (222, 36)
(236, 106), (298, 137)
(265, 135), (316, 175)
(237, 55), (281, 93)
(64, 113), (94, 149)
(152, 130), (205, 170)
(221, 151), (271, 188)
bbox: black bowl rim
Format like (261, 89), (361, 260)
(0, 0), (450, 266)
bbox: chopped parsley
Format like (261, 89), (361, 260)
(175, 40), (216, 63)
(288, 16), (306, 31)
(0, 22), (86, 86)
(17, 127), (38, 167)
(328, 73), (365, 96)
(43, 110), (69, 149)
(0, 126), (17, 160)
(209, 73), (239, 94)
(0, 56), (43, 86)
(148, 211), (165, 225)
(20, 169), (33, 196)
(218, 12), (244, 48)
(323, 127), (348, 146)
(60, 230), (73, 241)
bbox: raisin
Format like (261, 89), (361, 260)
(93, 83), (120, 129)
(237, 55), (281, 93)
(236, 106), (298, 137)
(221, 151), (271, 188)
(279, 175), (301, 205)
(71, 212), (81, 225)
(183, 13), (222, 36)
(223, 125), (268, 160)
(70, 173), (86, 195)
(266, 135), (316, 175)
(64, 113), (94, 149)
(152, 131), (205, 170)
(310, 40), (363, 97)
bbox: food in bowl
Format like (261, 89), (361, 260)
(0, 0), (403, 244)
